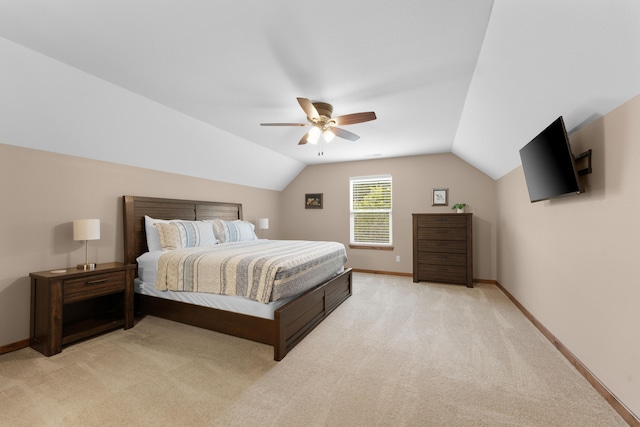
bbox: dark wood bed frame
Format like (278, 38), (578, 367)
(123, 195), (352, 361)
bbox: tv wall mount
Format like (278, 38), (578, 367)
(575, 149), (592, 176)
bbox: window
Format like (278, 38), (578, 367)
(350, 175), (392, 247)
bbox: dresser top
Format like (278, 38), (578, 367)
(412, 213), (472, 216)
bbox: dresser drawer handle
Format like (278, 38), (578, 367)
(86, 278), (109, 285)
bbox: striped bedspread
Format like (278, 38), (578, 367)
(155, 240), (347, 303)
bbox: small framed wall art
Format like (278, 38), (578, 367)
(432, 188), (448, 206)
(305, 193), (323, 209)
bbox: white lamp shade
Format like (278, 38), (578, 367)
(258, 218), (269, 230)
(73, 219), (101, 241)
(323, 129), (335, 142)
(307, 127), (321, 144)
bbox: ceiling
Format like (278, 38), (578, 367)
(1, 1), (639, 190)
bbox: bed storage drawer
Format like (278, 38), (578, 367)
(325, 271), (352, 313)
(276, 268), (353, 360)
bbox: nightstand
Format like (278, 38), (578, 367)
(29, 262), (135, 356)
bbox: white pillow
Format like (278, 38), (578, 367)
(145, 215), (172, 252)
(210, 219), (257, 243)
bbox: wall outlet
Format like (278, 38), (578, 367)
(396, 255), (401, 262)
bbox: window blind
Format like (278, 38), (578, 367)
(350, 175), (392, 246)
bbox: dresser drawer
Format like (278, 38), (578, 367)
(416, 264), (467, 284)
(419, 252), (467, 266)
(417, 239), (467, 253)
(418, 227), (467, 240)
(416, 215), (467, 228)
(63, 271), (126, 304)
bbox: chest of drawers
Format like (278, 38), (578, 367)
(412, 213), (473, 287)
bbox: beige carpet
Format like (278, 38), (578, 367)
(0, 273), (627, 426)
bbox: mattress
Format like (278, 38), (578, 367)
(154, 240), (348, 303)
(135, 248), (343, 319)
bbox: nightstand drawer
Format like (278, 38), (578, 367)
(63, 271), (126, 304)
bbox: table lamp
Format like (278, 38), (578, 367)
(258, 218), (269, 239)
(73, 219), (101, 270)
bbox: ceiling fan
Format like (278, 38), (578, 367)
(260, 97), (377, 146)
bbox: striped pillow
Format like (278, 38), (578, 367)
(210, 219), (257, 243)
(154, 221), (218, 250)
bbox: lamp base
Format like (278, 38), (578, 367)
(77, 263), (97, 271)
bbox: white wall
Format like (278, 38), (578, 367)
(0, 36), (304, 191)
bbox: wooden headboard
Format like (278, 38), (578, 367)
(122, 195), (243, 266)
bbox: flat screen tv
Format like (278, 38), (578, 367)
(519, 116), (584, 203)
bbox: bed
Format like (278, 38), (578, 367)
(123, 195), (352, 361)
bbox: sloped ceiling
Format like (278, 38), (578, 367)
(0, 1), (639, 190)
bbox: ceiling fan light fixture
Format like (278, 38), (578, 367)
(308, 126), (321, 144)
(323, 129), (335, 142)
(260, 97), (376, 147)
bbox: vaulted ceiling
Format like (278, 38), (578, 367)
(1, 1), (639, 191)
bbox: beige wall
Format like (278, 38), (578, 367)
(5, 108), (635, 416)
(0, 143), (281, 347)
(496, 95), (640, 416)
(281, 153), (498, 279)
(0, 145), (498, 349)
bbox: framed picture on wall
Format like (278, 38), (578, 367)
(432, 188), (448, 206)
(305, 193), (323, 209)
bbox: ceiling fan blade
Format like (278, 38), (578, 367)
(260, 123), (308, 126)
(298, 131), (310, 145)
(333, 112), (377, 126)
(297, 97), (319, 120)
(330, 127), (360, 141)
